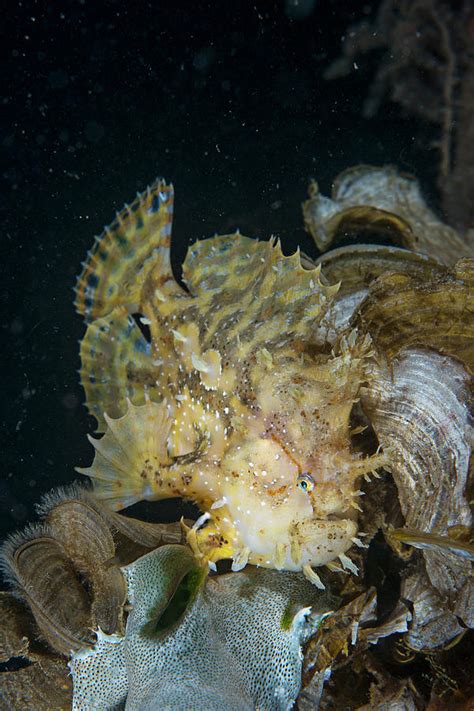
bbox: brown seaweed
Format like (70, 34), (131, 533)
(0, 485), (185, 657)
(303, 166), (472, 263)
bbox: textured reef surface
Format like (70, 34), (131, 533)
(1, 166), (473, 709)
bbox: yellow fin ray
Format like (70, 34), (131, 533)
(76, 399), (173, 511)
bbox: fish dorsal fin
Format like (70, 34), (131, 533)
(183, 233), (339, 354)
(75, 179), (180, 322)
(183, 232), (260, 295)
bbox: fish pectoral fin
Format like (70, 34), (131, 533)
(303, 564), (326, 590)
(231, 547), (251, 572)
(186, 518), (236, 568)
(77, 398), (174, 510)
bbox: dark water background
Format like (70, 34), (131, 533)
(1, 0), (438, 549)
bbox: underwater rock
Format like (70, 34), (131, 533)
(70, 543), (334, 710)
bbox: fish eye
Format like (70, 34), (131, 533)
(297, 472), (315, 492)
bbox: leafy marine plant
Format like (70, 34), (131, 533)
(298, 165), (473, 707)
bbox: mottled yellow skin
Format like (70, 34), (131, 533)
(75, 180), (388, 585)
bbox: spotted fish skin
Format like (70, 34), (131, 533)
(76, 180), (388, 584)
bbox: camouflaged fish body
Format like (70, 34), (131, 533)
(75, 180), (387, 586)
